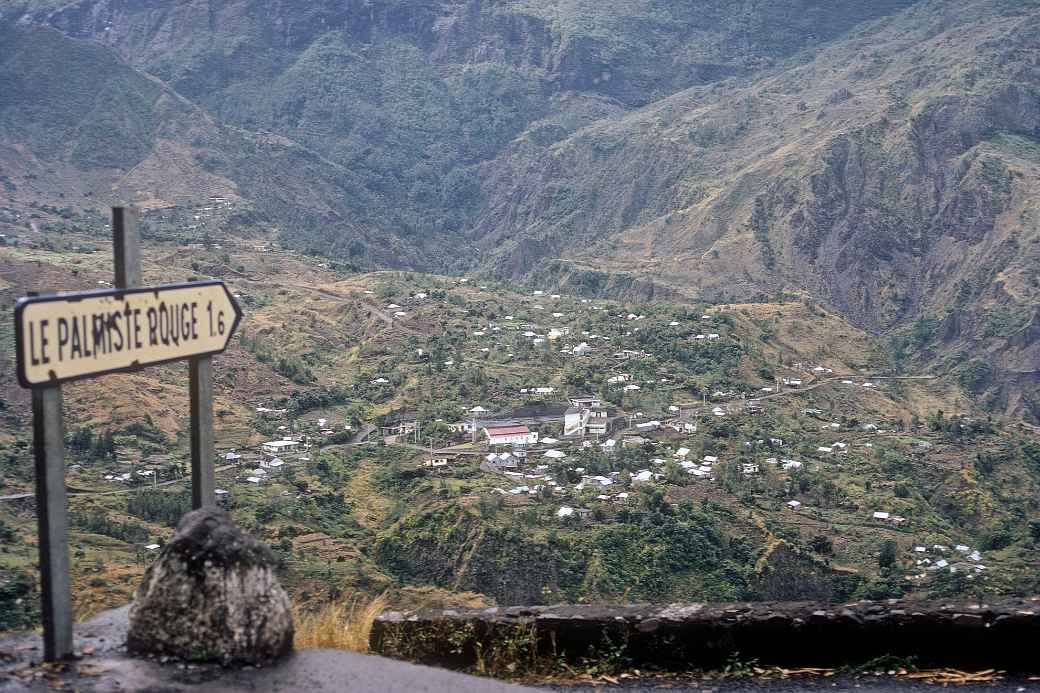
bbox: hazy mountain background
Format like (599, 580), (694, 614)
(0, 0), (1037, 422)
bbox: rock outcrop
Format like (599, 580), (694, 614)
(126, 507), (293, 664)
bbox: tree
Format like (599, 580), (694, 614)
(809, 534), (834, 555)
(254, 504), (278, 525)
(639, 487), (670, 515)
(878, 539), (898, 571)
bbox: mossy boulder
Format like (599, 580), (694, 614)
(127, 507), (293, 664)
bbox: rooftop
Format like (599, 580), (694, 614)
(485, 425), (531, 436)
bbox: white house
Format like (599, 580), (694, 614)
(572, 342), (592, 356)
(632, 470), (654, 484)
(258, 456), (283, 472)
(448, 421), (476, 434)
(485, 452), (518, 468)
(262, 439), (299, 455)
(568, 394), (602, 408)
(564, 407), (590, 437)
(667, 420), (697, 433)
(484, 425), (539, 447)
(586, 408), (609, 436)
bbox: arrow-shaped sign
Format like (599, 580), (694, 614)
(15, 280), (242, 388)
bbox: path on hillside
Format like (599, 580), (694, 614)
(677, 373), (940, 418)
(0, 463), (239, 503)
(385, 441), (483, 456)
(756, 374), (938, 403)
(280, 281), (427, 337)
(350, 423), (377, 444)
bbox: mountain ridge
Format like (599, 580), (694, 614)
(0, 0), (1037, 421)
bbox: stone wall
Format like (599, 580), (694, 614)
(371, 598), (1040, 673)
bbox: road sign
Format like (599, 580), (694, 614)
(15, 280), (241, 388)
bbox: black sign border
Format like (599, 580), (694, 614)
(14, 280), (243, 389)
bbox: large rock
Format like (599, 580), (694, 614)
(127, 507), (293, 664)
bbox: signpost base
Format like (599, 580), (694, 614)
(32, 386), (73, 661)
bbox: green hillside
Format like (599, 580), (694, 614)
(0, 228), (1038, 625)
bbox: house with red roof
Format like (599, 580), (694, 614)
(483, 424), (539, 447)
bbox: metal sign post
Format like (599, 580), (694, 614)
(16, 207), (241, 660)
(31, 385), (71, 661)
(113, 207), (141, 290)
(190, 356), (215, 508)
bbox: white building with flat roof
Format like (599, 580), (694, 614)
(262, 439), (300, 455)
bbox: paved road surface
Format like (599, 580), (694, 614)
(543, 675), (1038, 692)
(0, 607), (534, 692)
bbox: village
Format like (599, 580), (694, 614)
(0, 209), (1035, 616)
(69, 272), (1004, 589)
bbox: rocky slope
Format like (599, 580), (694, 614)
(4, 0), (921, 268)
(471, 0), (1040, 420)
(1, 0), (1038, 421)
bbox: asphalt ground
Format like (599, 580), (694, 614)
(0, 606), (535, 692)
(542, 675), (1040, 692)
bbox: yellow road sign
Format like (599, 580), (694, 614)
(15, 280), (241, 388)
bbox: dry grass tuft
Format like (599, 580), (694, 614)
(293, 593), (388, 652)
